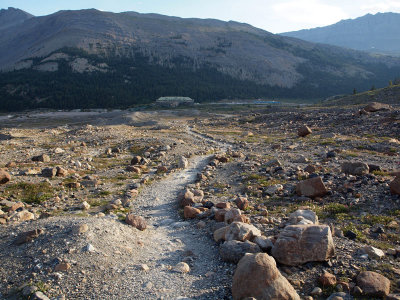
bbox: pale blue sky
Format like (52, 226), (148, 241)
(2, 0), (400, 33)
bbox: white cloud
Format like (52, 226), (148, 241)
(272, 0), (349, 31)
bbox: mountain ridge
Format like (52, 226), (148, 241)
(281, 12), (400, 56)
(1, 8), (400, 111)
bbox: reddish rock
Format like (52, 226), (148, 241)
(232, 253), (300, 300)
(357, 271), (390, 297)
(0, 170), (11, 184)
(125, 214), (147, 231)
(157, 166), (168, 173)
(298, 125), (312, 137)
(216, 202), (231, 209)
(233, 215), (250, 224)
(319, 272), (337, 287)
(215, 209), (229, 222)
(54, 262), (71, 272)
(390, 177), (400, 195)
(296, 177), (328, 198)
(235, 197), (249, 210)
(184, 206), (201, 219)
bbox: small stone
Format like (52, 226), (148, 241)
(235, 197), (249, 210)
(81, 201), (90, 210)
(22, 285), (38, 296)
(83, 243), (96, 252)
(54, 263), (71, 272)
(0, 169), (11, 184)
(390, 177), (400, 195)
(173, 262), (190, 273)
(13, 229), (44, 245)
(341, 161), (369, 176)
(184, 206), (201, 219)
(32, 154), (50, 163)
(140, 264), (150, 272)
(298, 125), (312, 137)
(32, 291), (50, 300)
(319, 272), (337, 287)
(296, 177), (328, 198)
(362, 245), (385, 259)
(311, 287), (323, 296)
(72, 224), (89, 234)
(216, 202), (230, 209)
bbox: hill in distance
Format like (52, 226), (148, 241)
(281, 12), (400, 56)
(1, 8), (400, 111)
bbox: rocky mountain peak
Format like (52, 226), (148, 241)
(0, 7), (34, 30)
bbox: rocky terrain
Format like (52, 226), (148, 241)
(0, 100), (400, 299)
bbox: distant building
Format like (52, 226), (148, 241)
(156, 97), (194, 107)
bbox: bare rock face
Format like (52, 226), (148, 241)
(356, 271), (390, 297)
(125, 214), (147, 231)
(341, 161), (369, 175)
(271, 225), (335, 266)
(0, 169), (11, 184)
(364, 102), (392, 112)
(232, 253), (300, 300)
(298, 125), (312, 137)
(390, 176), (400, 195)
(296, 177), (328, 198)
(225, 222), (261, 242)
(220, 240), (261, 263)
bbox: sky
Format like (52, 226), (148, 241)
(2, 0), (400, 33)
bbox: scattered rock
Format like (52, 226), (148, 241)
(253, 236), (274, 251)
(298, 125), (312, 137)
(13, 229), (44, 245)
(224, 208), (242, 224)
(54, 262), (71, 272)
(0, 169), (11, 184)
(184, 206), (201, 219)
(178, 156), (188, 169)
(235, 197), (249, 210)
(41, 167), (57, 178)
(288, 209), (318, 225)
(125, 214), (147, 231)
(362, 245), (385, 259)
(319, 271), (337, 287)
(220, 240), (261, 263)
(72, 224), (89, 234)
(224, 222), (261, 242)
(80, 201), (90, 210)
(32, 154), (50, 163)
(390, 176), (400, 195)
(341, 161), (369, 175)
(364, 102), (392, 112)
(296, 177), (328, 198)
(271, 225), (335, 266)
(356, 271), (390, 297)
(232, 253), (300, 300)
(213, 226), (229, 242)
(173, 262), (190, 273)
(131, 156), (142, 165)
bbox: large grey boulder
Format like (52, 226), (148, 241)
(232, 253), (300, 300)
(225, 222), (261, 242)
(357, 271), (390, 297)
(341, 161), (369, 176)
(271, 225), (335, 266)
(220, 240), (261, 263)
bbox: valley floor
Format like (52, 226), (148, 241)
(0, 103), (399, 299)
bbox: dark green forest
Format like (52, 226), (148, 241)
(0, 48), (399, 112)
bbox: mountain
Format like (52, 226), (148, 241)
(281, 12), (400, 56)
(0, 7), (33, 30)
(1, 8), (400, 111)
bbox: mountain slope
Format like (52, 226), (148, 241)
(281, 12), (400, 56)
(0, 7), (33, 30)
(1, 8), (400, 111)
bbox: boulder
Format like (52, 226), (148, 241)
(364, 102), (392, 112)
(216, 202), (230, 209)
(10, 210), (35, 222)
(125, 214), (147, 231)
(178, 156), (188, 169)
(32, 154), (50, 163)
(224, 208), (242, 224)
(56, 166), (68, 177)
(214, 226), (229, 242)
(235, 197), (249, 210)
(179, 189), (195, 207)
(184, 206), (201, 219)
(362, 245), (385, 259)
(41, 167), (57, 178)
(220, 240), (261, 263)
(232, 253), (300, 300)
(0, 170), (11, 184)
(225, 222), (261, 242)
(298, 125), (312, 137)
(254, 236), (274, 251)
(296, 177), (328, 198)
(341, 162), (369, 176)
(390, 177), (400, 195)
(288, 209), (318, 225)
(130, 156), (142, 165)
(271, 225), (335, 266)
(215, 208), (229, 222)
(356, 271), (390, 297)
